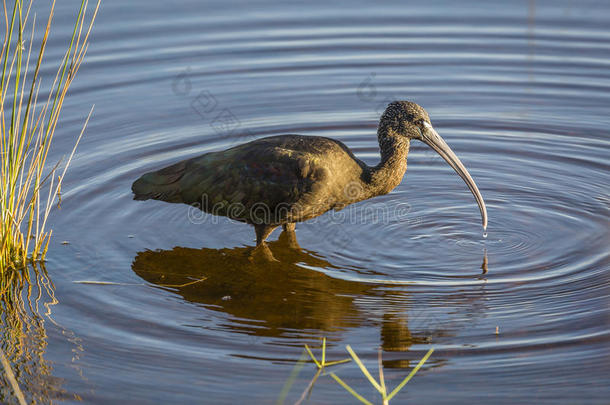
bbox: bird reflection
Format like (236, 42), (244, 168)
(131, 231), (476, 363)
(133, 232), (372, 336)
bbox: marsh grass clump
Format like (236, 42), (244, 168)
(0, 0), (99, 275)
(279, 338), (434, 405)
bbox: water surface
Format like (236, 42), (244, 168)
(3, 0), (609, 403)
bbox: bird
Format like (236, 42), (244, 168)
(132, 101), (487, 246)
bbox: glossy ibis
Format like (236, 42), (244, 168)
(132, 101), (487, 245)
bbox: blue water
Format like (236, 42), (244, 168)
(2, 0), (609, 403)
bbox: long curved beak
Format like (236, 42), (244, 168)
(420, 122), (488, 230)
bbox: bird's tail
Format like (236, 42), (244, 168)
(131, 161), (186, 203)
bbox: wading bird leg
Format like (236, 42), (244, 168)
(254, 224), (278, 246)
(279, 223), (300, 249)
(249, 241), (278, 262)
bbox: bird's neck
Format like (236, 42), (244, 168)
(369, 130), (409, 196)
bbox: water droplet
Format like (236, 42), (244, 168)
(483, 232), (488, 239)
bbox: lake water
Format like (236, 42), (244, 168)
(3, 0), (609, 403)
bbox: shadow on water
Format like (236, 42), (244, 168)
(0, 265), (81, 404)
(131, 231), (488, 369)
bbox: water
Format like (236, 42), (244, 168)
(3, 0), (610, 403)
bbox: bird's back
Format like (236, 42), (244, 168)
(132, 135), (369, 224)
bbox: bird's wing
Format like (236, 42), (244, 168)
(177, 143), (331, 222)
(131, 135), (363, 222)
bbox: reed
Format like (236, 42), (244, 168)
(0, 0), (99, 275)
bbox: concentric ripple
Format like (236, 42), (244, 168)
(24, 0), (610, 403)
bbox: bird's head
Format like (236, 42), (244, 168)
(380, 101), (488, 230)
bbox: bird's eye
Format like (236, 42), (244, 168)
(416, 119), (432, 129)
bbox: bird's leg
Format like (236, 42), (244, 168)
(249, 241), (278, 262)
(279, 223), (300, 249)
(254, 224), (278, 246)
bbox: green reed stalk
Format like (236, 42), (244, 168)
(0, 0), (99, 275)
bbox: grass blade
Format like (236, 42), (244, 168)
(275, 349), (308, 405)
(386, 348), (434, 402)
(346, 344), (383, 394)
(0, 346), (27, 405)
(378, 347), (386, 398)
(304, 344), (321, 368)
(321, 337), (326, 366)
(323, 358), (351, 367)
(330, 372), (373, 405)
